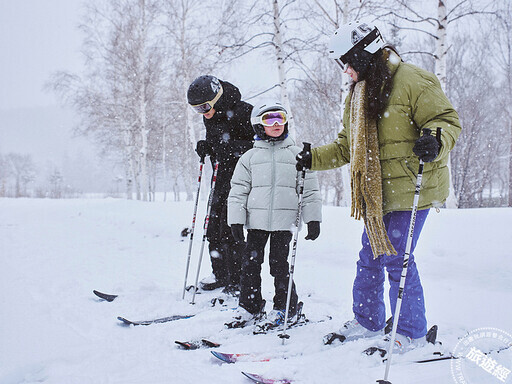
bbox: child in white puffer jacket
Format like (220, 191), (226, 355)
(226, 101), (322, 330)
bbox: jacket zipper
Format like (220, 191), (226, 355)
(269, 142), (276, 231)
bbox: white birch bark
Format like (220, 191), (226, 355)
(272, 0), (295, 139)
(436, 0), (458, 208)
(340, 0), (351, 207)
(137, 0), (149, 201)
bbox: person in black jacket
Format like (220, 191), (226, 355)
(187, 75), (254, 293)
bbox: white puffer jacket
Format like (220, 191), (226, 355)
(228, 136), (322, 231)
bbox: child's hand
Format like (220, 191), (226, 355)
(305, 221), (320, 240)
(230, 224), (245, 243)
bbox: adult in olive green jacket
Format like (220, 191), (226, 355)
(296, 21), (461, 351)
(310, 49), (460, 214)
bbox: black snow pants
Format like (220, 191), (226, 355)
(207, 199), (242, 286)
(239, 229), (298, 316)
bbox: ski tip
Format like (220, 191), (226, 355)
(211, 351), (235, 364)
(202, 339), (221, 348)
(117, 316), (134, 326)
(175, 340), (199, 350)
(93, 290), (118, 302)
(241, 371), (292, 384)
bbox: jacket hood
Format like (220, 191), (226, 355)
(214, 80), (242, 112)
(383, 47), (402, 77)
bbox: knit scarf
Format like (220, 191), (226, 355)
(350, 80), (397, 258)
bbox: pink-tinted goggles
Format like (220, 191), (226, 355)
(251, 110), (287, 126)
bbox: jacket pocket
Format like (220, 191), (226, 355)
(399, 158), (418, 184)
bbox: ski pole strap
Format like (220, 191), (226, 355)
(435, 127), (442, 143)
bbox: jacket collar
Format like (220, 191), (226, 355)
(254, 136), (295, 148)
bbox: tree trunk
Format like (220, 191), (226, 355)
(162, 125), (167, 202)
(137, 0), (149, 201)
(272, 0), (294, 138)
(509, 120), (512, 206)
(435, 0), (458, 208)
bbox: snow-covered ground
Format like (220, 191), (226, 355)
(1, 197), (511, 384)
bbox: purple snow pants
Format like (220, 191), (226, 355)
(353, 209), (429, 339)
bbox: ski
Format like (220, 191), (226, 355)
(175, 339), (220, 350)
(253, 303), (332, 335)
(241, 371), (292, 384)
(365, 346), (451, 364)
(211, 351), (271, 364)
(93, 290), (118, 302)
(364, 324), (441, 361)
(117, 314), (194, 326)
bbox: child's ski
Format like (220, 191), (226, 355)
(241, 372), (292, 384)
(211, 351), (271, 364)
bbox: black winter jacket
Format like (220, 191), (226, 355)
(203, 80), (254, 204)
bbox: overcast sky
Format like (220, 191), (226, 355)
(0, 1), (84, 111)
(0, 1), (274, 112)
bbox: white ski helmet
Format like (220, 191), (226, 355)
(328, 21), (385, 69)
(250, 101), (288, 141)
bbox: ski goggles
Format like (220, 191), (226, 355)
(190, 86), (224, 114)
(251, 110), (287, 126)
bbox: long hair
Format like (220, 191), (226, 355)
(351, 46), (395, 121)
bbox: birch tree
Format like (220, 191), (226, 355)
(158, 0), (241, 200)
(291, 0), (387, 205)
(5, 153), (36, 198)
(216, 0), (320, 139)
(490, 0), (512, 206)
(48, 0), (168, 201)
(376, 0), (497, 207)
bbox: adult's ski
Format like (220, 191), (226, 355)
(117, 314), (194, 326)
(93, 290), (118, 302)
(175, 339), (220, 350)
(364, 325), (441, 360)
(241, 372), (292, 384)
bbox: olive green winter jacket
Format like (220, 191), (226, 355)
(311, 49), (461, 214)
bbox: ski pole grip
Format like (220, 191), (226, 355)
(302, 142), (311, 152)
(421, 128), (432, 137)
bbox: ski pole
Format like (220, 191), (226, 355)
(377, 128), (437, 384)
(181, 157), (205, 300)
(191, 160), (219, 304)
(280, 142), (311, 344)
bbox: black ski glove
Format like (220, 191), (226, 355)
(230, 224), (245, 243)
(305, 221), (320, 241)
(412, 134), (440, 163)
(196, 140), (213, 160)
(295, 149), (312, 171)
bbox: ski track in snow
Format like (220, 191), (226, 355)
(0, 198), (511, 383)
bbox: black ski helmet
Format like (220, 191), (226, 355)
(250, 101), (288, 141)
(187, 75), (223, 113)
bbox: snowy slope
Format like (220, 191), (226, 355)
(1, 198), (511, 384)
